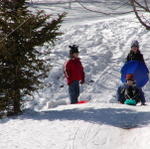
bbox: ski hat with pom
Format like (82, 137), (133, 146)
(69, 45), (79, 54)
(131, 40), (139, 48)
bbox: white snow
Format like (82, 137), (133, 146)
(1, 0), (150, 149)
(1, 103), (150, 149)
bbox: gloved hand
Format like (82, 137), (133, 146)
(80, 80), (84, 84)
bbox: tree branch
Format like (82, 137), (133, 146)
(144, 0), (150, 11)
(134, 0), (150, 12)
(131, 0), (150, 30)
(77, 0), (143, 15)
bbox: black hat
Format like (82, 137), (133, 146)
(69, 45), (79, 54)
(131, 40), (139, 48)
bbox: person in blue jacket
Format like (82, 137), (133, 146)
(117, 74), (146, 105)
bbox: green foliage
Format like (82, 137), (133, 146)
(0, 0), (65, 116)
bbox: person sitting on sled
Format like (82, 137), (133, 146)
(64, 45), (85, 104)
(117, 74), (146, 105)
(126, 40), (145, 62)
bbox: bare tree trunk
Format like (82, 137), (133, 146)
(13, 89), (22, 114)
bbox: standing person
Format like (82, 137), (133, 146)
(126, 40), (145, 62)
(64, 45), (85, 104)
(117, 74), (146, 105)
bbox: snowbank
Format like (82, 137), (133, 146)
(1, 103), (150, 149)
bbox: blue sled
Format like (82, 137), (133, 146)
(121, 60), (149, 87)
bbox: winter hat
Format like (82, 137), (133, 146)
(126, 74), (134, 81)
(131, 40), (139, 48)
(69, 45), (79, 54)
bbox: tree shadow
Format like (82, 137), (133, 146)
(15, 107), (150, 129)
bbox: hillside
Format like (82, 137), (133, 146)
(31, 14), (150, 110)
(0, 1), (150, 149)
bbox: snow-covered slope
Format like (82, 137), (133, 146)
(31, 14), (150, 110)
(26, 0), (150, 110)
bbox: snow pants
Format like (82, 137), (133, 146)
(69, 80), (80, 104)
(139, 88), (146, 104)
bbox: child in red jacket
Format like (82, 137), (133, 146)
(64, 45), (85, 104)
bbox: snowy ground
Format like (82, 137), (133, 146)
(29, 0), (132, 26)
(1, 103), (150, 149)
(1, 1), (150, 149)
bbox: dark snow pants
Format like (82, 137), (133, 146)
(139, 88), (146, 104)
(69, 80), (80, 104)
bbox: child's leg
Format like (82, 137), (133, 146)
(139, 88), (146, 104)
(69, 80), (80, 104)
(74, 80), (80, 101)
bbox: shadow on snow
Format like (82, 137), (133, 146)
(5, 106), (150, 129)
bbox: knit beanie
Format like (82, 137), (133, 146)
(131, 40), (139, 48)
(126, 74), (134, 81)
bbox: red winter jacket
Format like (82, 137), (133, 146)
(64, 58), (85, 85)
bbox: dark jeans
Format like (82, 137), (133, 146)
(69, 80), (80, 104)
